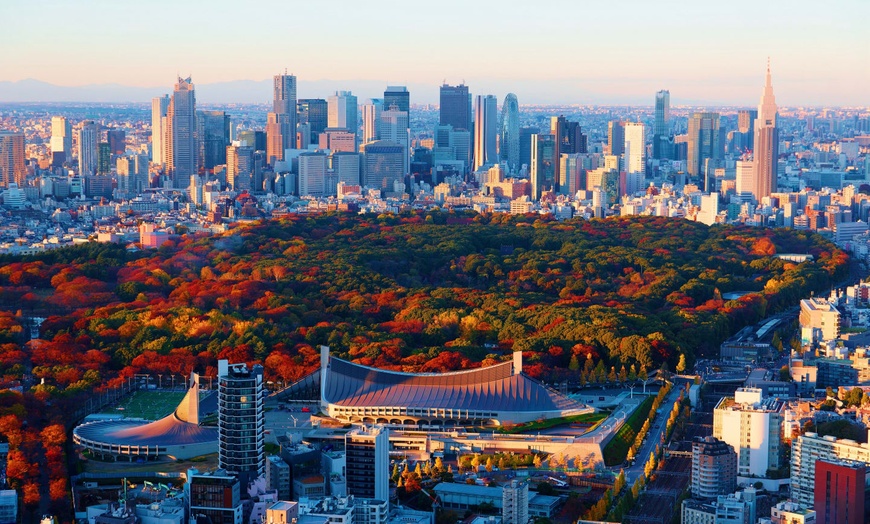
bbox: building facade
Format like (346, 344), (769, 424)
(712, 388), (782, 477)
(692, 436), (737, 499)
(345, 426), (389, 501)
(217, 360), (265, 484)
(0, 132), (25, 188)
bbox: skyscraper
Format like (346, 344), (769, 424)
(653, 90), (670, 160)
(753, 61), (779, 201)
(440, 83), (471, 131)
(273, 73), (297, 116)
(383, 86), (409, 113)
(362, 140), (404, 191)
(0, 132), (25, 188)
(473, 94), (498, 172)
(328, 91), (358, 139)
(380, 106), (410, 174)
(735, 109), (757, 153)
(106, 129), (126, 155)
(151, 95), (170, 165)
(297, 99), (329, 142)
(608, 121), (625, 156)
(166, 77), (197, 188)
(217, 360), (265, 485)
(197, 110), (231, 170)
(623, 122), (646, 175)
(530, 134), (555, 200)
(691, 437), (737, 499)
(518, 127), (539, 172)
(50, 116), (72, 166)
(266, 112), (293, 165)
(499, 93), (519, 174)
(76, 121), (99, 176)
(687, 112), (722, 181)
(362, 98), (383, 145)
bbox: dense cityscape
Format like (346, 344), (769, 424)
(1, 2), (870, 524)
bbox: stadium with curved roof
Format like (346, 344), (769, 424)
(73, 374), (218, 461)
(314, 348), (592, 426)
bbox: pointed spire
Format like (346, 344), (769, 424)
(758, 59), (777, 127)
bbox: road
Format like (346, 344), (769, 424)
(623, 384), (682, 485)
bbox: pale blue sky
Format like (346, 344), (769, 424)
(0, 0), (867, 105)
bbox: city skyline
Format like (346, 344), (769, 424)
(0, 0), (867, 106)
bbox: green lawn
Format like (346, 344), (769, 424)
(496, 412), (608, 434)
(101, 391), (186, 420)
(602, 396), (655, 466)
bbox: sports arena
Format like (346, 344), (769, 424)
(73, 374), (218, 461)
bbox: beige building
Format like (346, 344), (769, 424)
(799, 297), (840, 344)
(712, 388), (783, 478)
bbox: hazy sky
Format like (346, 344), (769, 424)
(1, 0), (867, 106)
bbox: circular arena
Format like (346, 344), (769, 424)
(73, 375), (218, 461)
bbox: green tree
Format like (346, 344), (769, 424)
(568, 354), (580, 371)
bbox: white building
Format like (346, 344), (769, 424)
(501, 480), (528, 524)
(790, 432), (870, 506)
(735, 160), (755, 202)
(623, 122), (645, 176)
(328, 91), (359, 138)
(799, 297), (841, 344)
(473, 95), (498, 172)
(770, 501), (815, 524)
(76, 120), (99, 176)
(151, 95), (170, 165)
(361, 99), (382, 145)
(712, 388), (783, 477)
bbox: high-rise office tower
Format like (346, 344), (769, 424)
(328, 91), (358, 139)
(273, 73), (297, 116)
(76, 120), (99, 176)
(362, 140), (404, 191)
(735, 160), (755, 200)
(687, 112), (722, 180)
(0, 132), (25, 188)
(530, 134), (555, 200)
(383, 86), (409, 113)
(106, 129), (126, 155)
(362, 99), (383, 145)
(473, 94), (498, 172)
(623, 122), (645, 175)
(380, 106), (410, 174)
(226, 144), (254, 191)
(332, 152), (361, 186)
(97, 142), (112, 175)
(166, 77), (197, 188)
(653, 90), (670, 160)
(551, 116), (588, 191)
(298, 152), (327, 197)
(50, 116), (72, 166)
(345, 426), (389, 501)
(753, 62), (779, 202)
(814, 460), (865, 524)
(266, 112), (293, 165)
(499, 93), (519, 174)
(735, 109), (757, 153)
(217, 360), (264, 485)
(151, 95), (170, 165)
(440, 83), (471, 131)
(297, 99), (328, 142)
(518, 127), (539, 172)
(607, 121), (625, 156)
(197, 110), (231, 170)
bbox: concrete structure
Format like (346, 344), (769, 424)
(500, 94), (520, 174)
(712, 388), (782, 477)
(319, 348), (589, 426)
(501, 480), (528, 524)
(73, 373), (218, 460)
(76, 121), (98, 177)
(50, 116), (72, 165)
(218, 360), (265, 483)
(0, 490), (15, 524)
(770, 501), (815, 524)
(299, 153), (328, 197)
(362, 99), (382, 145)
(298, 99), (329, 142)
(800, 297), (841, 344)
(623, 122), (645, 176)
(530, 134), (555, 201)
(328, 91), (358, 139)
(267, 455), (292, 501)
(653, 90), (670, 160)
(380, 106), (410, 174)
(345, 426), (389, 501)
(692, 436), (737, 499)
(687, 112), (722, 182)
(791, 432), (870, 506)
(681, 490), (756, 524)
(814, 459), (865, 524)
(361, 140), (404, 192)
(266, 501), (299, 524)
(332, 152), (361, 186)
(197, 110), (230, 170)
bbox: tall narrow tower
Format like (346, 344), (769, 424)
(268, 73), (297, 164)
(753, 60), (779, 201)
(151, 95), (170, 165)
(473, 94), (498, 172)
(218, 360), (265, 486)
(653, 90), (670, 160)
(166, 77), (197, 188)
(499, 93), (519, 175)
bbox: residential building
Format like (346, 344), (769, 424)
(217, 360), (265, 485)
(502, 480), (528, 524)
(799, 297), (840, 344)
(345, 426), (389, 501)
(692, 436), (737, 499)
(50, 116), (72, 165)
(791, 432), (870, 506)
(712, 388), (783, 477)
(770, 501), (815, 524)
(266, 455), (291, 501)
(76, 121), (98, 176)
(814, 459), (865, 524)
